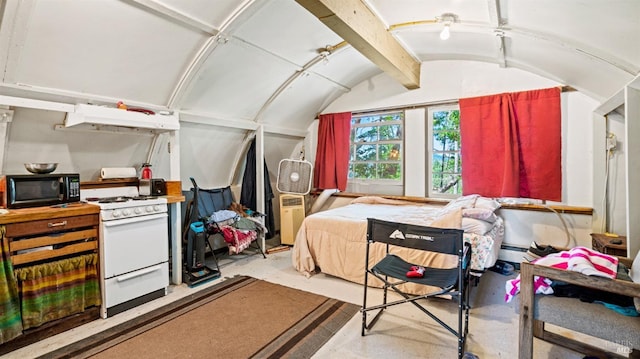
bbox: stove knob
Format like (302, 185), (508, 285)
(153, 205), (161, 212)
(112, 210), (121, 218)
(122, 209), (131, 216)
(134, 207), (142, 214)
(146, 206), (154, 213)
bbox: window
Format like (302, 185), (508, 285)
(428, 105), (461, 198)
(349, 112), (403, 185)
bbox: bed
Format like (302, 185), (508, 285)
(292, 194), (504, 295)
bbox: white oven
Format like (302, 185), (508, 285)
(84, 189), (170, 319)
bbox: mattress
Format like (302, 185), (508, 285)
(291, 195), (504, 295)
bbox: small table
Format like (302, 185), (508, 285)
(590, 233), (627, 257)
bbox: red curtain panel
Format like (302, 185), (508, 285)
(459, 88), (561, 201)
(313, 112), (352, 191)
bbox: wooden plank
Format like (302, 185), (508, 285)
(11, 241), (97, 266)
(295, 0), (421, 90)
(518, 262), (535, 359)
(0, 204), (99, 225)
(531, 263), (640, 298)
(9, 229), (97, 252)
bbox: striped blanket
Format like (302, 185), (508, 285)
(0, 226), (22, 344)
(504, 246), (618, 302)
(13, 253), (101, 330)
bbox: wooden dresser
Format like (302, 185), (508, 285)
(590, 233), (628, 257)
(0, 203), (101, 355)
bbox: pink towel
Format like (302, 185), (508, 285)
(505, 246), (618, 302)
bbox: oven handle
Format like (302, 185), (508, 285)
(102, 213), (167, 227)
(116, 264), (162, 282)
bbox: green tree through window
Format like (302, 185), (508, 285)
(429, 106), (462, 197)
(349, 112), (403, 182)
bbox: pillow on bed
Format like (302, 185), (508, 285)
(461, 217), (494, 235)
(462, 208), (498, 223)
(442, 194), (480, 211)
(475, 197), (501, 211)
(429, 207), (462, 229)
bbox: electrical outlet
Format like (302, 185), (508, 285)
(606, 133), (617, 150)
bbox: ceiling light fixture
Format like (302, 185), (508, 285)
(437, 13), (458, 41)
(439, 23), (451, 40)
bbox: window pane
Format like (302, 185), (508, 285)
(354, 116), (377, 125)
(380, 113), (402, 122)
(349, 144), (355, 161)
(379, 124), (402, 140)
(354, 126), (378, 142)
(377, 163), (401, 180)
(379, 143), (401, 161)
(432, 153), (461, 173)
(433, 130), (460, 151)
(355, 144), (377, 161)
(352, 163), (376, 179)
(431, 173), (462, 194)
(432, 110), (459, 131)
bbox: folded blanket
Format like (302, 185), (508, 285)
(505, 246), (618, 302)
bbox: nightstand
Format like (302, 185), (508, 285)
(590, 233), (627, 257)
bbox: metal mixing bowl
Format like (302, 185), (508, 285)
(24, 163), (58, 174)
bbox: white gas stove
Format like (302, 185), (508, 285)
(82, 186), (169, 318)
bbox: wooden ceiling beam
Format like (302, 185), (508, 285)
(295, 0), (421, 90)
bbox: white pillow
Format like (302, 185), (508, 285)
(461, 217), (494, 235)
(462, 208), (498, 223)
(475, 197), (501, 211)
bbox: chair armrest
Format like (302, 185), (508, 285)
(617, 255), (634, 268)
(523, 261), (640, 298)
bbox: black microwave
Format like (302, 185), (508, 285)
(4, 173), (81, 209)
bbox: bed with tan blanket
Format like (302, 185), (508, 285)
(292, 194), (504, 295)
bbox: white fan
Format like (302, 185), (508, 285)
(276, 159), (313, 245)
(276, 159), (313, 195)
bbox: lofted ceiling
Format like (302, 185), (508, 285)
(0, 0), (638, 137)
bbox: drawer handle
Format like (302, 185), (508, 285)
(48, 220), (68, 228)
(116, 265), (162, 282)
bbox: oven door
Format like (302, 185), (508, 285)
(101, 213), (168, 278)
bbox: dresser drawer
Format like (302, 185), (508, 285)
(591, 233), (627, 257)
(5, 214), (99, 237)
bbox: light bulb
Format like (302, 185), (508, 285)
(440, 24), (450, 40)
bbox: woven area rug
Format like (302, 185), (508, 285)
(40, 276), (360, 359)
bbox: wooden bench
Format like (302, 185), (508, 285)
(518, 256), (640, 358)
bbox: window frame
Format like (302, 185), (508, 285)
(426, 104), (462, 199)
(348, 110), (404, 186)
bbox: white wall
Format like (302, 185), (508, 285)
(3, 107), (152, 180)
(315, 60), (601, 257)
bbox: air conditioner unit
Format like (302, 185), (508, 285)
(279, 194), (306, 245)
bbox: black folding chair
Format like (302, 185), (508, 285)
(361, 218), (471, 359)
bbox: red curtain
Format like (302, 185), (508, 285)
(313, 112), (351, 191)
(459, 88), (561, 201)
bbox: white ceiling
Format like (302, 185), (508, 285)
(0, 0), (638, 135)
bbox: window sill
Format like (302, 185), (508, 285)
(311, 191), (593, 215)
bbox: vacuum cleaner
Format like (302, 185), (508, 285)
(184, 221), (220, 287)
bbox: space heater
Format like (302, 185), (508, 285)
(276, 159), (313, 245)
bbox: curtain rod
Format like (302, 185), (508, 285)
(328, 86), (576, 118)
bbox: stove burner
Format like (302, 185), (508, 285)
(132, 195), (158, 200)
(98, 196), (131, 203)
